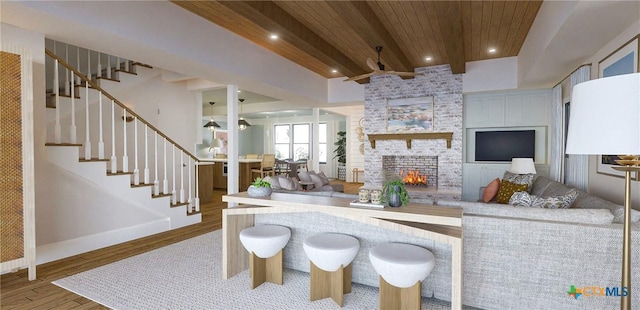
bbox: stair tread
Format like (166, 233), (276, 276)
(187, 210), (201, 216)
(45, 143), (82, 147)
(132, 62), (153, 69)
(114, 69), (137, 75)
(172, 202), (189, 207)
(79, 158), (110, 162)
(152, 193), (173, 199)
(107, 171), (134, 176)
(131, 183), (154, 188)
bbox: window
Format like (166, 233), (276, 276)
(274, 123), (311, 161)
(319, 123), (327, 163)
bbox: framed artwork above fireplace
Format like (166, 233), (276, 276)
(386, 96), (434, 132)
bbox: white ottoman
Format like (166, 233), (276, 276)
(303, 233), (360, 307)
(239, 225), (291, 289)
(369, 243), (435, 310)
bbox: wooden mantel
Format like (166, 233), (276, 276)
(367, 132), (454, 149)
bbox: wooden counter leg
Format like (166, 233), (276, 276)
(222, 211), (254, 279)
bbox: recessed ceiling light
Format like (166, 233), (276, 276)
(269, 34), (278, 40)
(488, 48), (496, 53)
(425, 56), (432, 61)
(331, 69), (338, 73)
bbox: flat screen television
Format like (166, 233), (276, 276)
(475, 130), (535, 162)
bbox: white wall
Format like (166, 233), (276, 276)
(463, 57), (518, 93)
(328, 78), (365, 104)
(581, 20), (640, 208)
(324, 105), (365, 182)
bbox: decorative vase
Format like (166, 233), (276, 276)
(247, 186), (272, 197)
(388, 185), (402, 208)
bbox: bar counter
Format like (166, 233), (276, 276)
(222, 192), (463, 309)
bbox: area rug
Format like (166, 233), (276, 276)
(53, 230), (473, 309)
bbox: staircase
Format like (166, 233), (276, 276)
(41, 40), (202, 262)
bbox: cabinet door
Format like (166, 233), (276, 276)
(462, 163), (510, 201)
(464, 96), (505, 128)
(505, 93), (549, 126)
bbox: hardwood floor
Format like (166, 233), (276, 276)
(1, 181), (362, 309)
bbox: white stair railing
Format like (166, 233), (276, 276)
(45, 47), (201, 215)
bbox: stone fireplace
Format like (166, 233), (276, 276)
(363, 65), (463, 202)
(382, 155), (438, 187)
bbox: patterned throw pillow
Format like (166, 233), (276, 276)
(503, 171), (535, 193)
(509, 189), (579, 209)
(482, 178), (501, 202)
(495, 180), (529, 204)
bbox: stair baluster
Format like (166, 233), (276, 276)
(144, 124), (150, 184)
(110, 100), (117, 173)
(122, 108), (128, 173)
(87, 49), (91, 82)
(163, 137), (168, 194)
(106, 55), (111, 79)
(54, 59), (62, 144)
(64, 45), (70, 96)
(171, 145), (177, 204)
(70, 70), (77, 144)
(188, 157), (194, 212)
(84, 83), (91, 160)
(153, 132), (159, 196)
(133, 117), (140, 185)
(179, 152), (185, 204)
(76, 46), (81, 86)
(98, 92), (104, 159)
(97, 52), (102, 78)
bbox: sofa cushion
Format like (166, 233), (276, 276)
(509, 190), (578, 209)
(503, 171), (535, 193)
(533, 176), (640, 224)
(436, 200), (615, 225)
(309, 174), (324, 190)
(495, 180), (528, 204)
(298, 171), (313, 183)
(317, 171), (330, 185)
(482, 178), (500, 202)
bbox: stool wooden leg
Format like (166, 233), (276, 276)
(265, 250), (283, 285)
(310, 262), (352, 307)
(310, 261), (330, 302)
(379, 276), (421, 310)
(330, 265), (344, 307)
(250, 252), (266, 289)
(249, 250), (283, 289)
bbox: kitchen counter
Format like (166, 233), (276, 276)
(197, 158), (263, 198)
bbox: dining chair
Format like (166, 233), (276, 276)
(274, 159), (291, 176)
(252, 154), (276, 178)
(245, 154), (259, 159)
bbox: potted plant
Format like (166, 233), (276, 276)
(247, 177), (272, 197)
(381, 179), (409, 207)
(334, 131), (346, 180)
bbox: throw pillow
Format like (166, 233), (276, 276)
(503, 171), (535, 193)
(482, 178), (501, 202)
(309, 174), (324, 190)
(495, 180), (529, 204)
(264, 176), (281, 190)
(279, 177), (299, 191)
(317, 171), (330, 186)
(509, 189), (579, 209)
(298, 171), (312, 183)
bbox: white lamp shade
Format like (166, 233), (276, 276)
(566, 73), (640, 155)
(509, 158), (536, 174)
(210, 138), (224, 148)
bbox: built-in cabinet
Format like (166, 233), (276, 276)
(462, 89), (552, 201)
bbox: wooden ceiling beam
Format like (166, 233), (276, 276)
(218, 1), (366, 78)
(434, 1), (466, 74)
(325, 1), (414, 72)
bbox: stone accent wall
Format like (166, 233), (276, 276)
(364, 65), (462, 193)
(382, 155), (438, 187)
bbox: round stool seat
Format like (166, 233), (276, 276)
(239, 225), (291, 258)
(369, 243), (435, 288)
(303, 233), (360, 272)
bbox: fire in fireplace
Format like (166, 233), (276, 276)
(401, 169), (428, 186)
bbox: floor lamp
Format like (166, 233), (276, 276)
(566, 72), (640, 310)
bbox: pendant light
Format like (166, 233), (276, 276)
(203, 101), (220, 132)
(238, 98), (251, 130)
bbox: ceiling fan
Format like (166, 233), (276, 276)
(344, 46), (420, 82)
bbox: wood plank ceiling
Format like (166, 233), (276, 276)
(172, 1), (542, 83)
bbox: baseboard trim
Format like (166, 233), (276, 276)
(36, 219), (170, 265)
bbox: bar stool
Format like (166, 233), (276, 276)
(369, 243), (435, 310)
(303, 233), (360, 307)
(239, 225), (291, 289)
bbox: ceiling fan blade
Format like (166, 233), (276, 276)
(343, 72), (375, 82)
(366, 58), (377, 71)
